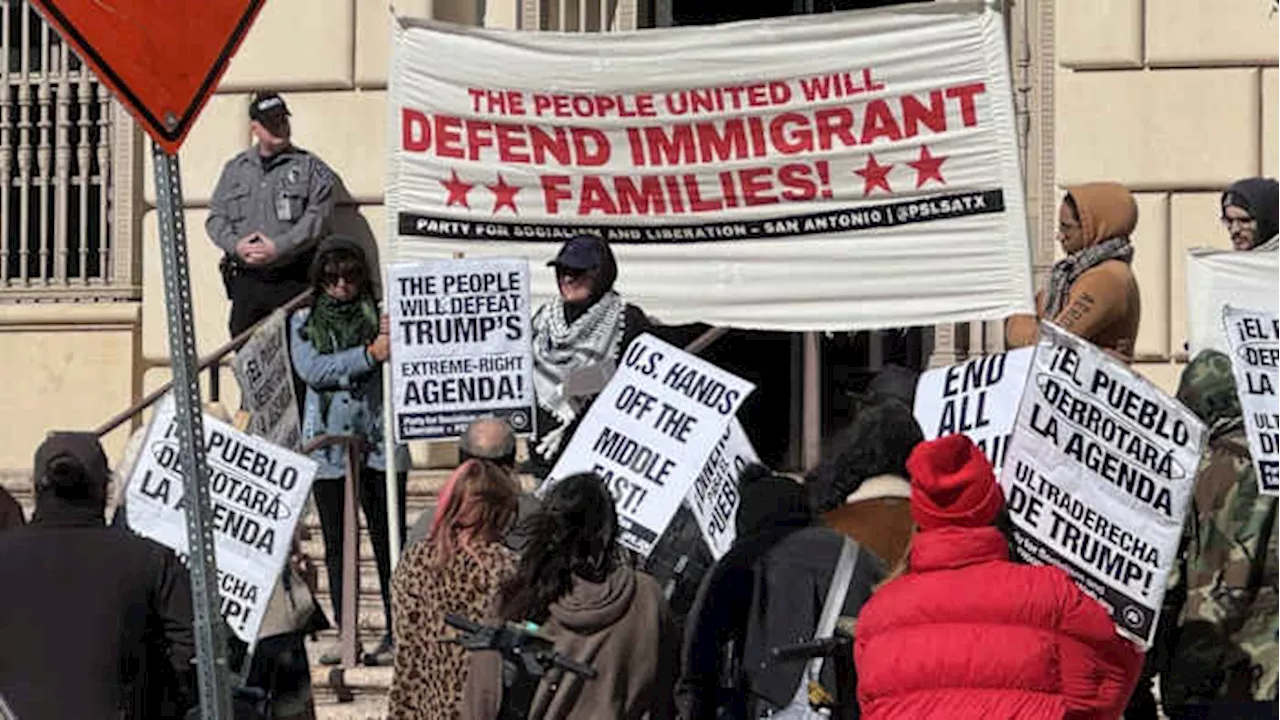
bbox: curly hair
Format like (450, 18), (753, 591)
(497, 473), (619, 623)
(807, 398), (925, 514)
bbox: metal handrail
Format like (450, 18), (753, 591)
(94, 289), (315, 438)
(301, 433), (369, 680)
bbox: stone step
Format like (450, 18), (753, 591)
(313, 692), (388, 720)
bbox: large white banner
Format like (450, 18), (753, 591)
(999, 323), (1203, 647)
(386, 4), (1033, 331)
(125, 397), (319, 642)
(914, 347), (1033, 473)
(1186, 248), (1278, 355)
(1223, 306), (1279, 496)
(544, 333), (755, 555)
(233, 309), (301, 449)
(388, 258), (535, 441)
(686, 418), (759, 559)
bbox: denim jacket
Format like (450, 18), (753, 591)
(289, 308), (409, 479)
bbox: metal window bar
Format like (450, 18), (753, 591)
(524, 0), (620, 31)
(0, 0), (112, 291)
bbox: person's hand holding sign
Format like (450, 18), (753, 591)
(367, 314), (391, 363)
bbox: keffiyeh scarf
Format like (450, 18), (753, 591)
(531, 291), (626, 458)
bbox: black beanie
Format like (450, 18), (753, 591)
(735, 464), (813, 538)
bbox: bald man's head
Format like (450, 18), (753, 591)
(459, 417), (517, 469)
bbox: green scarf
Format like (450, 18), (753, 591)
(304, 293), (379, 355)
(303, 293), (379, 420)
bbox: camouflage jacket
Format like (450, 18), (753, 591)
(1166, 425), (1279, 704)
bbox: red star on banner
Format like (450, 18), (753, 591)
(487, 173), (520, 214)
(907, 145), (948, 189)
(441, 170), (474, 209)
(854, 153), (894, 196)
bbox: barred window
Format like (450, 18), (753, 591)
(1, 0), (113, 292)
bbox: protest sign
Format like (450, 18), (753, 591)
(1186, 248), (1278, 355)
(914, 347), (1033, 473)
(999, 323), (1203, 646)
(386, 4), (1033, 332)
(686, 418), (759, 559)
(388, 258), (535, 441)
(1222, 306), (1279, 495)
(544, 333), (755, 555)
(125, 396), (319, 642)
(232, 309), (301, 449)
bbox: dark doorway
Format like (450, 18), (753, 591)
(671, 0), (920, 27)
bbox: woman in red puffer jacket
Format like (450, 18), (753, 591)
(854, 434), (1144, 719)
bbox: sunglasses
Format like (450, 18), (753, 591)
(322, 269), (365, 286)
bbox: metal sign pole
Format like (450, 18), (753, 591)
(152, 140), (235, 720)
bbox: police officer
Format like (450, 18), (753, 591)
(207, 92), (336, 337)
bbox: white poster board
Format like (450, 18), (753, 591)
(914, 347), (1033, 473)
(1186, 248), (1278, 356)
(386, 4), (1033, 332)
(1222, 306), (1279, 496)
(686, 418), (759, 559)
(999, 323), (1203, 647)
(232, 309), (301, 449)
(388, 258), (535, 441)
(125, 397), (319, 642)
(544, 333), (755, 555)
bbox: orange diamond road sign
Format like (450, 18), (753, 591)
(29, 0), (266, 154)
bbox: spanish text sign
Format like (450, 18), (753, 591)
(386, 5), (1033, 332)
(1223, 306), (1279, 496)
(999, 323), (1202, 647)
(388, 258), (535, 441)
(914, 347), (1033, 473)
(545, 333), (755, 556)
(233, 309), (301, 449)
(125, 396), (318, 642)
(687, 418), (759, 559)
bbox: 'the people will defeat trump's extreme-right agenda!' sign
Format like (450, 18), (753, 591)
(388, 258), (535, 442)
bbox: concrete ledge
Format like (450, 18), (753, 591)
(0, 301), (139, 329)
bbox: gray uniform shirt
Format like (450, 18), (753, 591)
(206, 146), (336, 263)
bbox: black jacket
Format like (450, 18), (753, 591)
(678, 525), (884, 719)
(0, 496), (196, 719)
(0, 485), (23, 532)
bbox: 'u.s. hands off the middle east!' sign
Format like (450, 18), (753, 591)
(914, 347), (1033, 473)
(999, 323), (1203, 647)
(546, 333), (755, 556)
(125, 397), (319, 643)
(1223, 305), (1280, 495)
(389, 258), (535, 441)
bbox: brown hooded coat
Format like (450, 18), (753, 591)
(462, 566), (675, 720)
(1007, 183), (1141, 362)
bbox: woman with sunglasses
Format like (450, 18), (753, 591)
(525, 233), (652, 480)
(290, 235), (410, 667)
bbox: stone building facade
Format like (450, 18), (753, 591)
(0, 0), (1273, 470)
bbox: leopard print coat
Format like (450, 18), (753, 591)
(389, 539), (518, 719)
